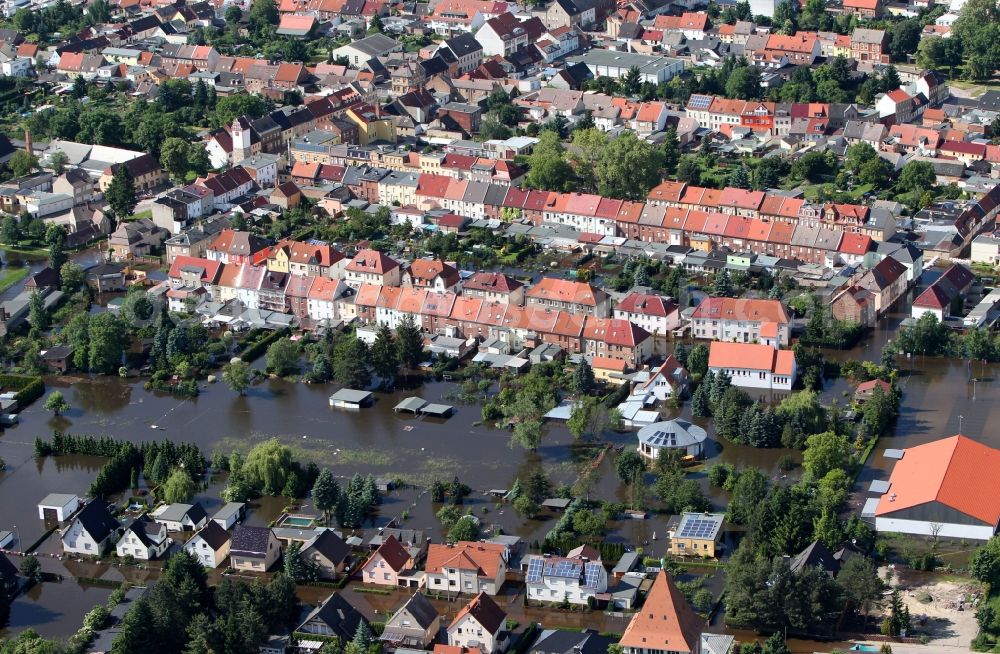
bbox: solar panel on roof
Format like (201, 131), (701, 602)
(583, 563), (601, 589)
(526, 557), (543, 583)
(678, 517), (720, 539)
(688, 94), (712, 109)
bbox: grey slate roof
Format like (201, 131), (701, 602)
(230, 525), (272, 557)
(74, 500), (121, 543)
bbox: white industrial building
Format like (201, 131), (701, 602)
(871, 434), (1000, 541)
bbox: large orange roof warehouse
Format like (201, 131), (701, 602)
(876, 435), (1000, 525)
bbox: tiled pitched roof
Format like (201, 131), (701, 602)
(618, 571), (702, 654)
(876, 435), (1000, 525)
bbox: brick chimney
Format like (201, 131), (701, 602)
(23, 129), (32, 156)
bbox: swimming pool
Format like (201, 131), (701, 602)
(279, 515), (315, 527)
(849, 644), (879, 652)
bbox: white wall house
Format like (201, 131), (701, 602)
(116, 516), (171, 560)
(613, 293), (680, 337)
(524, 553), (608, 605)
(447, 593), (509, 654)
(425, 542), (508, 596)
(61, 502), (121, 556)
(690, 297), (790, 346)
(184, 522), (232, 568)
(707, 342), (796, 391)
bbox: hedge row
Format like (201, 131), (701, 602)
(239, 328), (290, 362)
(0, 374), (45, 406)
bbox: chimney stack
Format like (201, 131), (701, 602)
(23, 129), (32, 157)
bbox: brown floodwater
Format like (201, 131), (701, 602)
(3, 286), (1000, 645)
(0, 580), (113, 639)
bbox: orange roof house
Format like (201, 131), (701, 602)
(425, 542), (508, 596)
(707, 342), (796, 390)
(619, 571), (702, 654)
(873, 435), (1000, 540)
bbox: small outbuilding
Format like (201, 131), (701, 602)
(329, 389), (373, 409)
(211, 502), (246, 530)
(38, 493), (81, 522)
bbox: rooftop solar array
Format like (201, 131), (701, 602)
(645, 430), (678, 447)
(688, 94), (713, 109)
(582, 562), (602, 589)
(525, 557), (543, 583)
(676, 515), (722, 540)
(544, 559), (583, 579)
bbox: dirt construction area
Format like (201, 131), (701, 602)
(881, 566), (983, 648)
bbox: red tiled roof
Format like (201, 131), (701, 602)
(618, 571), (701, 654)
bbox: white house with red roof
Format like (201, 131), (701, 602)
(876, 88), (924, 123)
(345, 249), (402, 288)
(425, 542), (508, 596)
(873, 434), (1000, 540)
(630, 354), (689, 402)
(911, 263), (974, 322)
(614, 291), (680, 336)
(446, 593), (509, 654)
(462, 272), (524, 305)
(708, 342), (796, 391)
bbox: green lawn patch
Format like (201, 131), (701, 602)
(0, 265), (30, 293)
(0, 244), (49, 257)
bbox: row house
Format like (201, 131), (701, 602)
(883, 124), (941, 155)
(425, 0), (510, 36)
(542, 192), (620, 236)
(876, 89), (925, 123)
(525, 277), (610, 316)
(614, 292), (681, 336)
(167, 256), (223, 312)
(754, 32), (821, 66)
(158, 44), (219, 71)
(475, 11), (544, 56)
(582, 318), (653, 367)
(215, 263), (266, 310)
(940, 140), (988, 166)
(850, 28), (888, 63)
(651, 11), (708, 39)
(266, 239), (347, 278)
(352, 284), (653, 362)
(195, 168), (257, 209)
(206, 229), (269, 265)
(403, 259), (460, 291)
(462, 271), (524, 304)
(344, 249), (403, 288)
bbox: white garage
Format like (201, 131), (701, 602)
(38, 493), (81, 522)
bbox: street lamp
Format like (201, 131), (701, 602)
(12, 524), (19, 554)
(959, 414), (964, 434)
